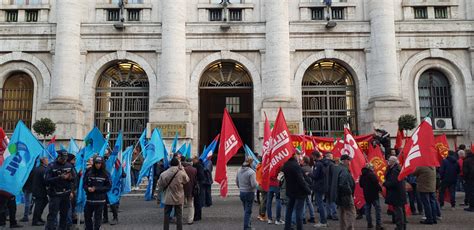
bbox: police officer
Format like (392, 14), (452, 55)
(44, 150), (76, 230)
(84, 156), (111, 230)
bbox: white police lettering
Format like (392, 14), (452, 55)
(224, 135), (238, 155)
(404, 126), (421, 167)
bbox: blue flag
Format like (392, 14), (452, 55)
(139, 129), (147, 158)
(185, 143), (192, 160)
(144, 167), (154, 201)
(45, 142), (57, 163)
(107, 157), (123, 205)
(136, 129), (165, 185)
(60, 144), (67, 151)
(0, 121), (44, 196)
(244, 144), (260, 169)
(106, 132), (122, 172)
(121, 146), (133, 195)
(68, 138), (79, 155)
(177, 143), (187, 156)
(171, 132), (178, 153)
(163, 144), (170, 169)
(84, 127), (105, 161)
(98, 135), (110, 157)
(75, 152), (86, 213)
(200, 136), (219, 166)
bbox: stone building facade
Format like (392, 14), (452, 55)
(0, 0), (473, 153)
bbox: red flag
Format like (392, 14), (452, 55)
(268, 108), (294, 178)
(434, 134), (450, 163)
(215, 108), (243, 197)
(0, 128), (10, 166)
(48, 135), (56, 144)
(332, 138), (344, 159)
(398, 118), (440, 181)
(471, 143), (474, 153)
(261, 114), (272, 191)
(342, 126), (367, 209)
(394, 130), (404, 151)
(367, 143), (387, 184)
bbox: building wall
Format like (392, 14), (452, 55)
(0, 0), (472, 152)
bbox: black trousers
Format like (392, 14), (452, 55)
(193, 192), (202, 221)
(84, 203), (105, 230)
(45, 195), (70, 230)
(103, 203), (118, 221)
(164, 205), (183, 230)
(0, 195), (17, 227)
(32, 196), (48, 224)
(466, 182), (474, 209)
(393, 205), (406, 230)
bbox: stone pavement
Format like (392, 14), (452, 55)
(13, 194), (474, 230)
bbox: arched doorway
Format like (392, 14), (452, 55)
(302, 60), (357, 137)
(95, 61), (149, 147)
(199, 61), (253, 164)
(418, 69), (453, 125)
(0, 72), (34, 132)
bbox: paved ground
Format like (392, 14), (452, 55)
(11, 194), (474, 230)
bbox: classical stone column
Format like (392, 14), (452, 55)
(50, 0), (82, 103)
(158, 0), (186, 102)
(263, 0), (291, 102)
(367, 0), (400, 101)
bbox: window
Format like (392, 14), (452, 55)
(107, 9), (120, 21)
(311, 8), (324, 20)
(0, 73), (34, 133)
(10, 0), (41, 5)
(418, 70), (452, 121)
(6, 10), (18, 22)
(128, 9), (140, 21)
(25, 10), (38, 22)
(434, 7), (448, 19)
(331, 7), (344, 20)
(210, 0), (242, 3)
(414, 7), (428, 19)
(209, 9), (222, 21)
(229, 9), (242, 21)
(127, 0), (144, 3)
(226, 97), (240, 113)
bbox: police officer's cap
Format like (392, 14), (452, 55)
(94, 156), (104, 164)
(57, 149), (69, 158)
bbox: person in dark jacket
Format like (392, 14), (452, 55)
(31, 157), (49, 226)
(311, 151), (330, 227)
(183, 159), (197, 225)
(281, 152), (311, 230)
(439, 151), (461, 208)
(192, 157), (206, 221)
(19, 171), (33, 223)
(359, 165), (383, 230)
(383, 156), (406, 230)
(84, 156), (112, 230)
(463, 150), (474, 212)
(44, 150), (77, 230)
(0, 190), (21, 228)
(334, 154), (356, 230)
(202, 159), (214, 207)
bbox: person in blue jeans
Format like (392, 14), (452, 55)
(266, 185), (284, 224)
(359, 165), (384, 229)
(236, 158), (257, 230)
(282, 153), (311, 230)
(310, 151), (332, 227)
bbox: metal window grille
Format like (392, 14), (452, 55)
(26, 10), (38, 22)
(331, 7), (344, 20)
(95, 61), (149, 147)
(229, 9), (242, 21)
(414, 7), (428, 19)
(209, 9), (222, 21)
(127, 0), (144, 3)
(6, 10), (18, 22)
(107, 9), (120, 21)
(434, 7), (448, 19)
(11, 0), (41, 5)
(311, 8), (324, 20)
(128, 9), (140, 21)
(418, 70), (452, 121)
(226, 97), (240, 113)
(302, 61), (357, 137)
(199, 62), (253, 89)
(0, 73), (34, 133)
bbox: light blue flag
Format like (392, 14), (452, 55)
(75, 153), (86, 213)
(0, 121), (44, 196)
(139, 129), (147, 158)
(68, 138), (79, 155)
(200, 137), (219, 166)
(244, 144), (260, 169)
(98, 135), (110, 157)
(170, 132), (178, 154)
(84, 127), (106, 161)
(45, 142), (57, 163)
(107, 152), (123, 205)
(163, 142), (170, 169)
(136, 129), (165, 185)
(106, 132), (122, 172)
(60, 144), (67, 151)
(121, 146), (133, 195)
(185, 143), (192, 160)
(144, 167), (154, 201)
(177, 143), (187, 156)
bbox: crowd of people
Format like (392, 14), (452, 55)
(235, 144), (474, 230)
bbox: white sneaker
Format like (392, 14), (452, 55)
(314, 223), (328, 228)
(422, 216), (427, 220)
(267, 219), (273, 224)
(436, 216), (442, 221)
(275, 220), (285, 225)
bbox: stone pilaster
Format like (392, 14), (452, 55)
(158, 0), (187, 103)
(367, 0), (400, 101)
(263, 0), (291, 102)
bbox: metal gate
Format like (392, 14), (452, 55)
(0, 73), (34, 133)
(302, 60), (357, 137)
(95, 61), (149, 147)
